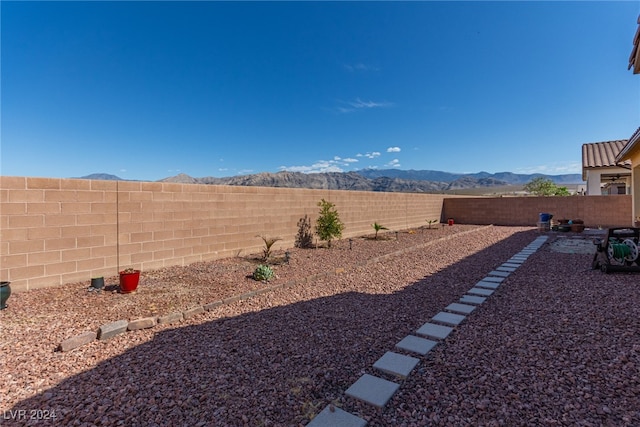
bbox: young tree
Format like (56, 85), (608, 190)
(372, 222), (388, 239)
(315, 199), (344, 248)
(294, 215), (314, 248)
(524, 177), (570, 196)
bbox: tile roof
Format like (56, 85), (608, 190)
(630, 14), (640, 74)
(582, 140), (631, 169)
(616, 127), (640, 162)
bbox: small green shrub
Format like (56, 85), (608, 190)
(252, 265), (274, 282)
(372, 222), (388, 239)
(257, 235), (282, 262)
(315, 199), (344, 248)
(295, 215), (314, 248)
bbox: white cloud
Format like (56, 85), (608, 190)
(386, 159), (401, 168)
(344, 63), (379, 72)
(514, 161), (582, 175)
(363, 152), (381, 159)
(280, 154), (361, 174)
(280, 161), (344, 174)
(386, 146), (401, 153)
(348, 98), (393, 109)
(333, 98), (394, 114)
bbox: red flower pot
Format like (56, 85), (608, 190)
(119, 270), (140, 293)
(448, 219), (454, 226)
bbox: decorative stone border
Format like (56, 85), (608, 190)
(57, 226), (494, 353)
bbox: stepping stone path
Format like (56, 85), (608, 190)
(310, 235), (548, 426)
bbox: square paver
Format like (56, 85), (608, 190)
(373, 351), (420, 378)
(396, 335), (438, 355)
(416, 322), (454, 340)
(475, 280), (500, 290)
(468, 287), (494, 296)
(460, 295), (487, 305)
(307, 405), (367, 427)
(482, 276), (504, 283)
(487, 270), (510, 277)
(445, 302), (476, 314)
(432, 311), (466, 326)
(345, 374), (400, 408)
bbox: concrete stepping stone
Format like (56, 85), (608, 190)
(345, 374), (400, 408)
(487, 270), (510, 277)
(445, 302), (476, 314)
(396, 335), (438, 355)
(475, 280), (500, 290)
(507, 258), (525, 264)
(468, 287), (494, 296)
(489, 270), (511, 277)
(373, 351), (420, 378)
(416, 322), (454, 340)
(432, 311), (466, 326)
(307, 405), (367, 427)
(497, 265), (517, 271)
(481, 276), (504, 283)
(460, 295), (486, 305)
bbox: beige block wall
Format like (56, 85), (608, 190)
(2, 175), (633, 293)
(442, 195), (632, 228)
(1, 177), (445, 292)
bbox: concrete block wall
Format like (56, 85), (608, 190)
(1, 176), (446, 292)
(442, 195), (632, 228)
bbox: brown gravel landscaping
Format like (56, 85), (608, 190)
(2, 225), (640, 426)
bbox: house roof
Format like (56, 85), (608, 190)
(616, 127), (640, 163)
(630, 15), (640, 74)
(582, 140), (631, 169)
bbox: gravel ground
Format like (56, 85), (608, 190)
(2, 225), (639, 426)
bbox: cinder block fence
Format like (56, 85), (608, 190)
(0, 176), (631, 292)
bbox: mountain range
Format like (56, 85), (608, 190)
(79, 169), (583, 193)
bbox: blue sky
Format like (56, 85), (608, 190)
(2, 1), (639, 181)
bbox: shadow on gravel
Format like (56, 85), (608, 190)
(8, 229), (543, 426)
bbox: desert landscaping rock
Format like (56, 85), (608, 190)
(5, 227), (638, 426)
(97, 319), (128, 340)
(127, 317), (157, 331)
(58, 330), (97, 352)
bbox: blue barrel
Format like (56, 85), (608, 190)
(539, 213), (552, 223)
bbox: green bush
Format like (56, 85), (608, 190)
(523, 177), (570, 196)
(315, 199), (344, 248)
(257, 235), (282, 262)
(252, 264), (274, 282)
(372, 222), (388, 239)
